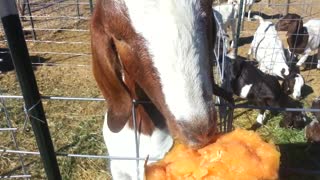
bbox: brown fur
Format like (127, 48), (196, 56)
(276, 13), (309, 55)
(91, 3), (132, 133)
(91, 0), (169, 135)
(306, 121), (320, 142)
(91, 0), (225, 147)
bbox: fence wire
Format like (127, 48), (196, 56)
(1, 0), (320, 179)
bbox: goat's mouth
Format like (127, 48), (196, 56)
(175, 121), (218, 149)
(292, 95), (302, 100)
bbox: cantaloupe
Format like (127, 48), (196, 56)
(145, 129), (280, 180)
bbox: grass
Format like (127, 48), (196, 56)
(1, 0), (320, 179)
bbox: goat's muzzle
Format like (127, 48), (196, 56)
(176, 115), (217, 149)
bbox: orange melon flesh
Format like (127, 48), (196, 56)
(145, 129), (280, 180)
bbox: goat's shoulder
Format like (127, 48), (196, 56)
(304, 19), (320, 27)
(304, 19), (320, 31)
(303, 20), (320, 36)
(302, 20), (320, 49)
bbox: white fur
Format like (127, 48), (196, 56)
(123, 0), (212, 122)
(103, 115), (173, 180)
(228, 0), (256, 21)
(249, 15), (290, 79)
(213, 3), (238, 49)
(293, 19), (320, 68)
(256, 112), (266, 124)
(292, 74), (304, 100)
(309, 119), (319, 127)
(240, 84), (252, 98)
(249, 16), (305, 99)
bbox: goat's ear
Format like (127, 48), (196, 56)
(281, 80), (290, 94)
(91, 22), (132, 133)
(231, 59), (242, 79)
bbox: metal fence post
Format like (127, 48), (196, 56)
(285, 0), (290, 15)
(234, 0), (245, 57)
(0, 1), (62, 180)
(25, 0), (37, 40)
(76, 0), (80, 18)
(89, 0), (94, 14)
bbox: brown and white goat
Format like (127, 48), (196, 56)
(276, 13), (320, 69)
(90, 0), (232, 179)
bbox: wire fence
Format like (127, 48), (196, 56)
(1, 0), (320, 179)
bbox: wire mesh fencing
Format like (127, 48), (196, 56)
(0, 0), (232, 179)
(0, 0), (320, 179)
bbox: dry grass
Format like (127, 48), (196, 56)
(1, 0), (320, 179)
(0, 1), (111, 179)
(234, 0), (320, 136)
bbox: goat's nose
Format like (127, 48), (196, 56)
(190, 128), (217, 149)
(178, 121), (217, 149)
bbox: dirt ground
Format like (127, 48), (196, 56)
(0, 0), (320, 179)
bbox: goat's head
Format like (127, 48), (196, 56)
(276, 13), (304, 36)
(280, 111), (307, 129)
(279, 94), (307, 129)
(306, 120), (320, 143)
(91, 0), (217, 148)
(281, 67), (304, 100)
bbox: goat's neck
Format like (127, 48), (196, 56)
(279, 94), (300, 109)
(287, 27), (309, 54)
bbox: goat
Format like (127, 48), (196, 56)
(226, 58), (306, 130)
(305, 120), (320, 142)
(248, 15), (289, 78)
(90, 0), (232, 179)
(228, 0), (256, 21)
(248, 15), (305, 100)
(276, 13), (320, 69)
(281, 66), (305, 100)
(213, 3), (238, 50)
(305, 97), (320, 142)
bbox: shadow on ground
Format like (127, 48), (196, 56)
(0, 48), (49, 73)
